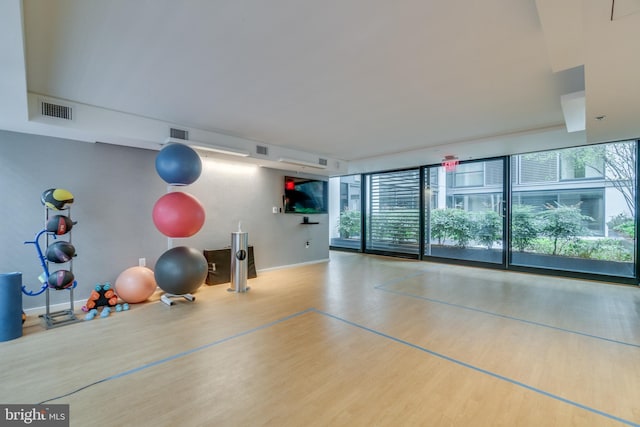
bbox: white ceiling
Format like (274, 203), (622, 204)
(1, 0), (639, 173)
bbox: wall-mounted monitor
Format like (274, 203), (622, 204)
(284, 176), (328, 214)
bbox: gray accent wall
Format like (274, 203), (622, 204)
(0, 130), (329, 309)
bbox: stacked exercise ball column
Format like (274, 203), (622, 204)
(41, 188), (79, 327)
(152, 143), (208, 306)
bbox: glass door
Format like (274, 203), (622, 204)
(424, 158), (506, 265)
(329, 175), (362, 250)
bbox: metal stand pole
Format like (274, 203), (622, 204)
(228, 231), (249, 292)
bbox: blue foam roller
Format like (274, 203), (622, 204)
(0, 272), (23, 341)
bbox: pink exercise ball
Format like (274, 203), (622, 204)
(114, 266), (157, 303)
(152, 191), (205, 238)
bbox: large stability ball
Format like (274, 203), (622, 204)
(152, 192), (205, 237)
(154, 246), (207, 295)
(155, 143), (202, 186)
(115, 266), (157, 303)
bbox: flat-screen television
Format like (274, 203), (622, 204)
(284, 176), (328, 214)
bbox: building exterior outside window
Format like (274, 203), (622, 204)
(330, 140), (637, 280)
(329, 175), (362, 249)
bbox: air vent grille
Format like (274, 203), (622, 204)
(41, 101), (72, 120)
(256, 145), (269, 155)
(318, 158), (328, 166)
(170, 128), (189, 140)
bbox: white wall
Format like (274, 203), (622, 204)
(170, 153), (329, 267)
(0, 130), (329, 309)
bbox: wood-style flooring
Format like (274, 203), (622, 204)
(1, 251), (639, 426)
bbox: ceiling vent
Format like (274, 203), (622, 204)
(169, 128), (189, 140)
(256, 145), (269, 155)
(40, 100), (73, 120)
(279, 157), (327, 169)
(318, 158), (328, 166)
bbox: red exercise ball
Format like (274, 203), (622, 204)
(115, 266), (157, 303)
(152, 191), (205, 238)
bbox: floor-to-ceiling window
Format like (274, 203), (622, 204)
(365, 169), (420, 256)
(510, 141), (636, 277)
(424, 159), (505, 264)
(329, 139), (637, 284)
(329, 175), (362, 250)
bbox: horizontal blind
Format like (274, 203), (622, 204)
(366, 169), (420, 253)
(520, 153), (558, 183)
(485, 159), (504, 186)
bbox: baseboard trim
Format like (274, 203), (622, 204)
(258, 258), (330, 273)
(23, 299), (87, 316)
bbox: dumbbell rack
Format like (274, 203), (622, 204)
(41, 205), (79, 329)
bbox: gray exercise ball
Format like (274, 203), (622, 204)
(154, 246), (207, 295)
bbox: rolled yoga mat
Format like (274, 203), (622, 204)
(0, 272), (22, 341)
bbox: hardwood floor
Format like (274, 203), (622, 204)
(1, 251), (640, 426)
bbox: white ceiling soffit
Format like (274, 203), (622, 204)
(560, 91), (586, 132)
(584, 0), (640, 143)
(348, 124), (586, 175)
(535, 0), (584, 72)
(536, 0), (640, 143)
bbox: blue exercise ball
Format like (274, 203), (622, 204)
(155, 143), (202, 185)
(154, 246), (207, 295)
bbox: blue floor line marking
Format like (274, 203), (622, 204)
(374, 268), (432, 289)
(376, 282), (640, 349)
(38, 308), (315, 404)
(107, 307), (314, 381)
(312, 308), (640, 427)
